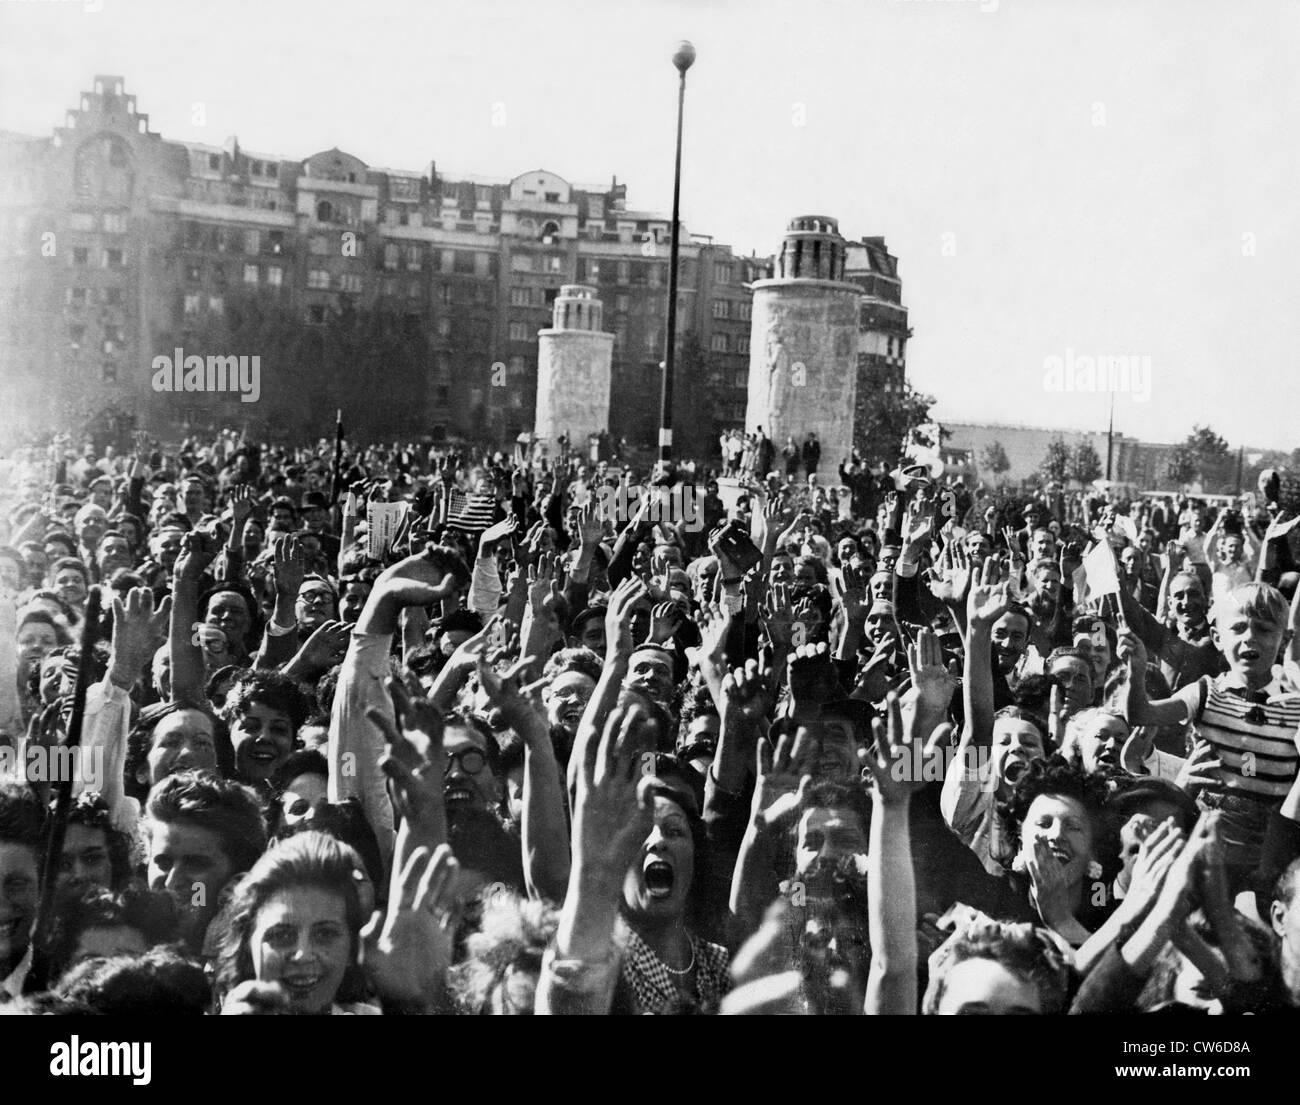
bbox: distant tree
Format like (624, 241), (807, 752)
(855, 379), (938, 469)
(1069, 440), (1103, 486)
(981, 440), (1011, 482)
(1040, 438), (1072, 484)
(1166, 443), (1198, 488)
(1164, 424), (1233, 492)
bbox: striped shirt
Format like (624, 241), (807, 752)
(1174, 674), (1300, 799)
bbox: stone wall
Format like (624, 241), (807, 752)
(746, 280), (860, 466)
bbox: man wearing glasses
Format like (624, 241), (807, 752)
(294, 575), (338, 636)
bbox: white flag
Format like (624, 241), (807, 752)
(1072, 541), (1122, 606)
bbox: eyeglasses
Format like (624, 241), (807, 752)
(297, 591), (334, 606)
(445, 748), (487, 775)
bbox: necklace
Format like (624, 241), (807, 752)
(662, 941), (696, 976)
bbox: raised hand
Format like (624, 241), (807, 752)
(787, 641), (837, 715)
(605, 576), (648, 661)
(831, 564), (868, 621)
(648, 600), (683, 645)
(575, 499), (604, 547)
(902, 495), (935, 550)
(108, 587), (167, 690)
(750, 729), (816, 831)
(967, 554), (1012, 629)
(927, 541), (973, 606)
(271, 534), (306, 598)
(229, 484), (255, 528)
(175, 528), (221, 581)
(1116, 624), (1148, 672)
(862, 691), (949, 806)
(528, 551), (561, 614)
(295, 619), (351, 671)
(906, 626), (959, 716)
(360, 842), (459, 1008)
(476, 655), (542, 734)
(573, 701), (657, 876)
(722, 653), (775, 722)
(760, 581), (795, 650)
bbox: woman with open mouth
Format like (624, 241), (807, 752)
(613, 780), (729, 1014)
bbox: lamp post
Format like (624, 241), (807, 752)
(657, 40), (695, 477)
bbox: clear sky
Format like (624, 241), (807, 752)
(2, 0), (1296, 452)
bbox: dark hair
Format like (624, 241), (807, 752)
(144, 769), (266, 876)
(215, 832), (367, 1008)
(64, 792), (133, 891)
(17, 608), (74, 650)
(48, 556), (90, 583)
(56, 946), (209, 1014)
(46, 885), (181, 981)
(998, 755), (1109, 845)
(0, 780), (47, 854)
(125, 701), (233, 801)
(439, 608), (484, 637)
(43, 533), (78, 558)
(221, 668), (311, 732)
(198, 582), (264, 652)
(279, 798), (384, 895)
(265, 750), (329, 838)
(922, 921), (1072, 1015)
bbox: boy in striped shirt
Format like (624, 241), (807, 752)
(1121, 582), (1300, 892)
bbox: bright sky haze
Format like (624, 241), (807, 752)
(2, 0), (1295, 451)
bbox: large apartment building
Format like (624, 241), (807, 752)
(0, 76), (907, 463)
(0, 76), (769, 456)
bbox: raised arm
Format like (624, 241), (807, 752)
(479, 657), (571, 903)
(536, 702), (655, 1015)
(169, 528), (220, 705)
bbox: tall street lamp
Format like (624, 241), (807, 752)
(657, 39), (695, 477)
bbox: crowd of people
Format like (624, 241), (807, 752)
(1, 422), (1300, 1016)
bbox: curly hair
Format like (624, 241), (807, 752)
(64, 792), (134, 890)
(56, 946), (210, 1015)
(214, 831), (368, 1008)
(541, 646), (603, 686)
(221, 668), (311, 732)
(450, 890), (559, 1014)
(46, 885), (181, 981)
(0, 780), (47, 851)
(922, 920), (1072, 1014)
(998, 754), (1109, 832)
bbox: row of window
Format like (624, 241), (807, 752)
(70, 246), (126, 267)
(711, 299), (752, 320)
(66, 212), (129, 233)
(65, 286), (124, 307)
(185, 224), (286, 255)
(707, 334), (750, 354)
(67, 321), (125, 353)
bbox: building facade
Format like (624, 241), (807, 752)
(0, 75), (770, 457)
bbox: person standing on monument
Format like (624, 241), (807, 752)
(802, 431), (822, 477)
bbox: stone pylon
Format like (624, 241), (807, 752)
(534, 284), (614, 459)
(746, 216), (860, 469)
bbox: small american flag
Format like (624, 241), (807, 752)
(445, 489), (498, 534)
